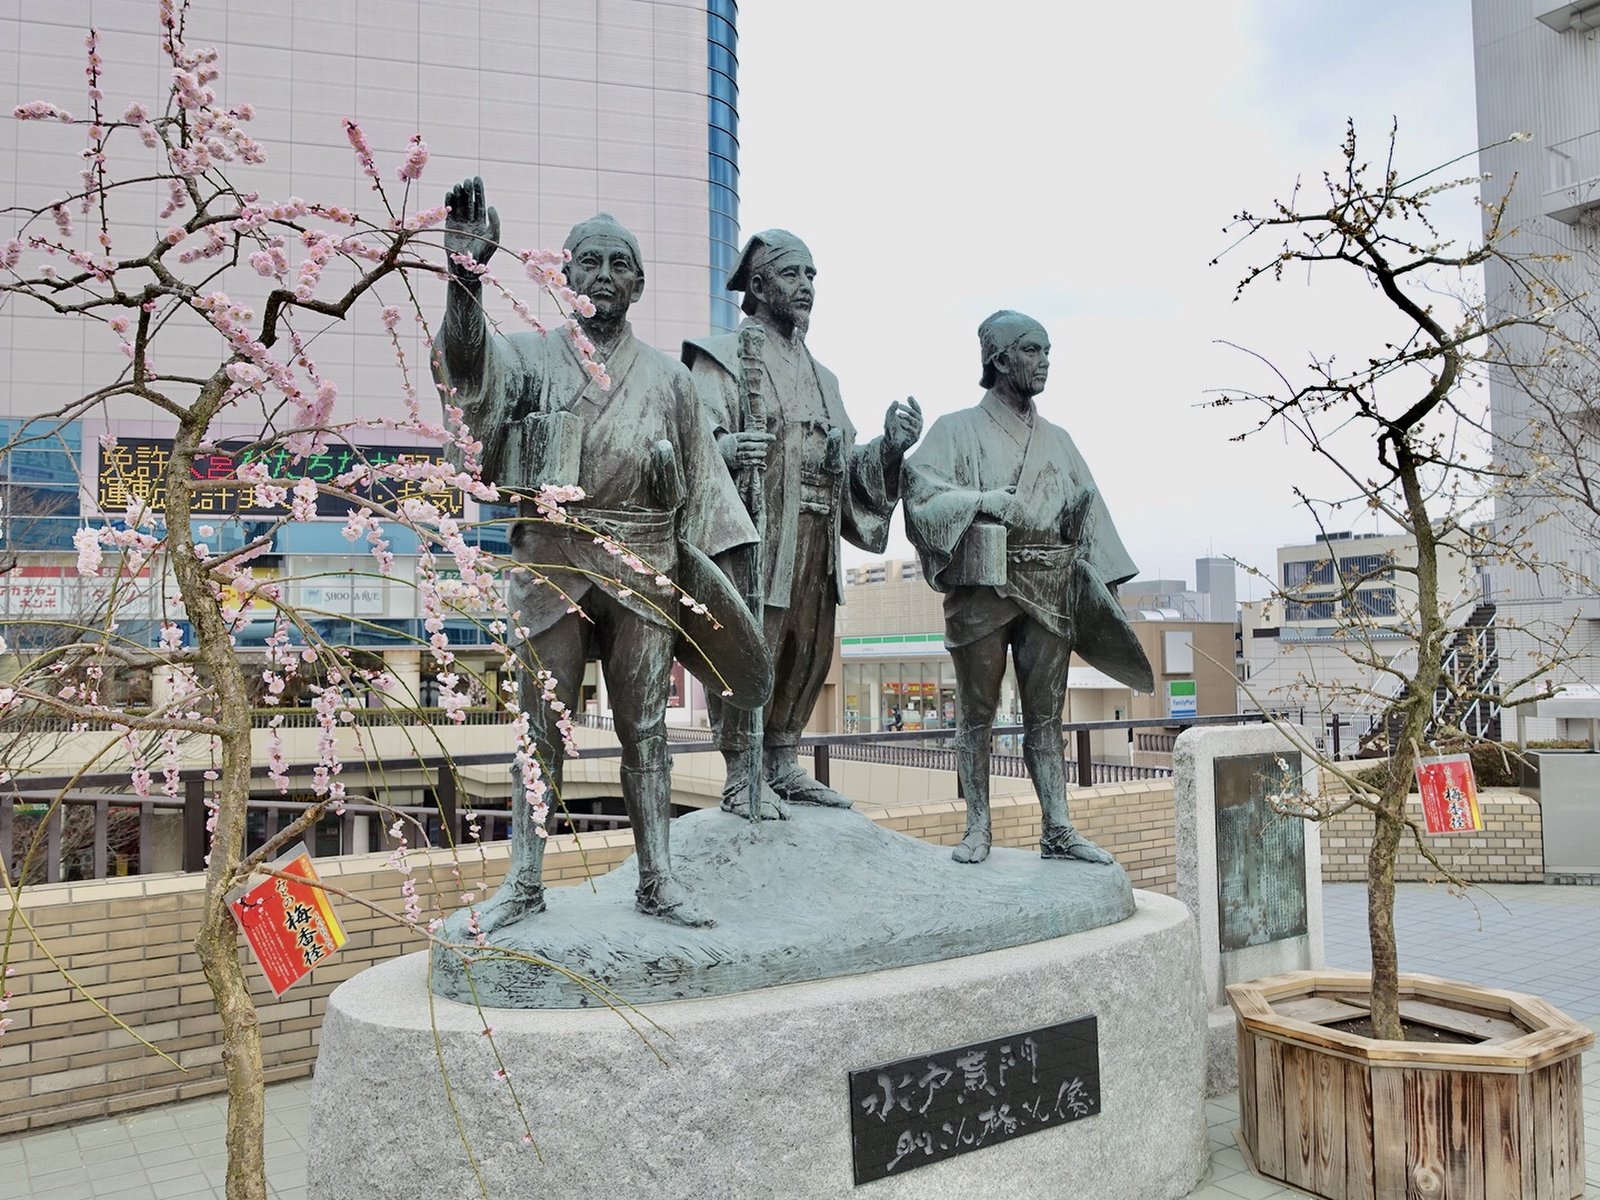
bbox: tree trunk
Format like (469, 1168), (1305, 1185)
(166, 403), (270, 1200)
(1366, 439), (1446, 1041)
(1365, 794), (1405, 1039)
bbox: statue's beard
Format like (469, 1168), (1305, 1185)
(789, 309), (810, 340)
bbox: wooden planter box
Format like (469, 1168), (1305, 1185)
(1228, 970), (1592, 1200)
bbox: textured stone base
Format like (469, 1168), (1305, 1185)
(309, 893), (1206, 1200)
(1205, 1006), (1239, 1096)
(431, 804), (1135, 1007)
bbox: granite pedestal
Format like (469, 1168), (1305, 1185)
(308, 892), (1205, 1200)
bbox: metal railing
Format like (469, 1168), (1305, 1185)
(1361, 603), (1501, 750)
(3, 713), (1269, 882)
(576, 713), (711, 744)
(0, 706), (516, 736)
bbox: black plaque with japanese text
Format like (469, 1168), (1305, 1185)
(847, 1016), (1099, 1185)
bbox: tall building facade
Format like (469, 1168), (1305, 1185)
(1240, 530), (1479, 750)
(1473, 3), (1600, 709)
(0, 1), (737, 705)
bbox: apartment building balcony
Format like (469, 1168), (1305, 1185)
(1544, 129), (1600, 225)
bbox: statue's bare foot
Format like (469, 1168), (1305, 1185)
(469, 873), (547, 934)
(952, 829), (992, 863)
(769, 763), (853, 809)
(636, 877), (715, 928)
(720, 777), (790, 821)
(1041, 824), (1114, 864)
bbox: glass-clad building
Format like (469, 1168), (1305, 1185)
(0, 1), (740, 713)
(707, 0), (742, 333)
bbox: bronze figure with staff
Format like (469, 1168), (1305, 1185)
(685, 231), (921, 818)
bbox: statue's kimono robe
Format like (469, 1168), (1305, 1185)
(683, 323), (895, 608)
(904, 390), (1150, 693)
(436, 322), (755, 640)
(684, 322), (899, 744)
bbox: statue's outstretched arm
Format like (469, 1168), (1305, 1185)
(440, 175), (500, 394)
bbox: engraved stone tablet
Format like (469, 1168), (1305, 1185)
(1213, 751), (1308, 951)
(847, 1016), (1100, 1185)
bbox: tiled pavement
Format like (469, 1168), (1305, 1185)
(2, 882), (1597, 1198)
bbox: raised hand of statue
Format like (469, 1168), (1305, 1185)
(883, 395), (923, 458)
(444, 175), (500, 281)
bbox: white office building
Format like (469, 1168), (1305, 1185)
(1473, 2), (1600, 722)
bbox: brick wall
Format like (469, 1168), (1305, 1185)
(0, 830), (636, 1136)
(0, 786), (1178, 1135)
(869, 781), (1179, 896)
(0, 780), (1545, 1134)
(1316, 789), (1543, 883)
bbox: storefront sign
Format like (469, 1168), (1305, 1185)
(298, 580), (386, 615)
(97, 437), (461, 517)
(0, 565), (156, 619)
(1167, 679), (1198, 719)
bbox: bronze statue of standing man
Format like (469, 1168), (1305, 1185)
(684, 231), (921, 817)
(435, 178), (759, 929)
(904, 311), (1154, 865)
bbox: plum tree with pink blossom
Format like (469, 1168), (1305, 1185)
(0, 4), (658, 1196)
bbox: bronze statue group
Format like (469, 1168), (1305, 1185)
(435, 179), (1154, 933)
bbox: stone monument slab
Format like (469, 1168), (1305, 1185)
(1174, 722), (1324, 1093)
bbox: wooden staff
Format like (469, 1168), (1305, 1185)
(735, 323), (768, 820)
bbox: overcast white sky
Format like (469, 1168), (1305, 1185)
(735, 1), (1487, 598)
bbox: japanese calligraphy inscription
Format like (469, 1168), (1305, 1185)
(1213, 752), (1308, 952)
(847, 1016), (1100, 1185)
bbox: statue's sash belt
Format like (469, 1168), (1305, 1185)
(514, 505), (677, 557)
(1006, 544), (1078, 569)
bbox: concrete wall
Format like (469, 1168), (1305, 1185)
(1128, 620), (1238, 720)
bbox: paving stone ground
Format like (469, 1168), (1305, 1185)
(2, 881), (1596, 1198)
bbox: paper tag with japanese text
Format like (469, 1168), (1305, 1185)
(1415, 754), (1483, 835)
(229, 850), (347, 996)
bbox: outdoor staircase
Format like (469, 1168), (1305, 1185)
(1362, 602), (1501, 751)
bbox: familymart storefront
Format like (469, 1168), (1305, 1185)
(839, 632), (1135, 757)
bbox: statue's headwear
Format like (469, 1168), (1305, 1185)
(726, 229), (812, 315)
(563, 213), (644, 278)
(978, 310), (1047, 388)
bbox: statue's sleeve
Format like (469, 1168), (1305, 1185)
(432, 326), (539, 484)
(1081, 495), (1138, 589)
(842, 434), (895, 554)
(1055, 434), (1138, 588)
(687, 350), (740, 441)
(674, 365), (757, 560)
(903, 417), (986, 591)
